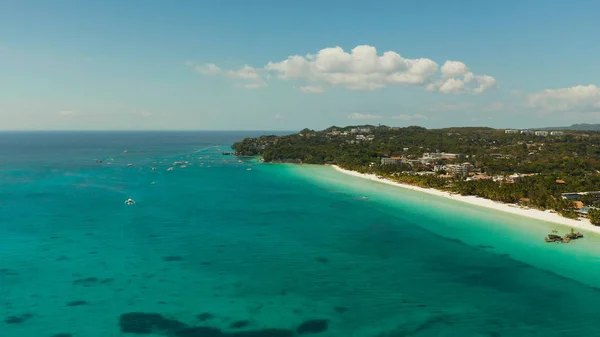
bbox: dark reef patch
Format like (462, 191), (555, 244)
(119, 312), (295, 337)
(5, 313), (33, 324)
(229, 320), (250, 329)
(231, 329), (294, 337)
(72, 277), (112, 286)
(119, 312), (188, 334)
(163, 256), (184, 262)
(296, 319), (329, 334)
(0, 268), (18, 276)
(196, 313), (214, 321)
(174, 327), (222, 337)
(67, 300), (88, 307)
(334, 306), (348, 314)
(315, 257), (329, 263)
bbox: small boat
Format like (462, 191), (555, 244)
(180, 165), (187, 169)
(125, 198), (135, 205)
(127, 164), (133, 167)
(167, 167), (174, 171)
(151, 167), (156, 171)
(151, 182), (156, 185)
(246, 168), (252, 171)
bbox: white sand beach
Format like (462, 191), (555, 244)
(331, 165), (600, 235)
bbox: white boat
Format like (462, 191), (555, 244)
(127, 164), (133, 167)
(151, 167), (156, 171)
(180, 165), (187, 169)
(125, 198), (135, 205)
(247, 168), (252, 171)
(167, 167), (174, 171)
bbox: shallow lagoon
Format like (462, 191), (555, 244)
(1, 132), (600, 337)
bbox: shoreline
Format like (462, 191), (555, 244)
(330, 165), (600, 235)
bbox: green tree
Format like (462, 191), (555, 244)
(588, 208), (600, 226)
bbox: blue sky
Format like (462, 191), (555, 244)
(1, 0), (600, 130)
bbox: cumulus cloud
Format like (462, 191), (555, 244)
(348, 112), (383, 120)
(299, 85), (325, 93)
(188, 62), (221, 75)
(190, 45), (497, 94)
(266, 45), (440, 92)
(527, 85), (600, 112)
(391, 114), (428, 121)
(187, 61), (265, 89)
(427, 61), (498, 94)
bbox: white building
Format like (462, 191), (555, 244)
(550, 131), (564, 136)
(504, 129), (519, 134)
(381, 157), (405, 165)
(534, 131), (549, 136)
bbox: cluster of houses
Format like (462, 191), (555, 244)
(504, 129), (564, 136)
(380, 151), (542, 181)
(327, 127), (375, 143)
(559, 191), (600, 215)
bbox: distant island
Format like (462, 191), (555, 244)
(233, 125), (600, 226)
(536, 123), (600, 131)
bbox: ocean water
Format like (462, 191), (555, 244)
(2, 131), (600, 337)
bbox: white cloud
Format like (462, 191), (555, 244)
(140, 110), (151, 118)
(266, 45), (439, 92)
(188, 62), (266, 89)
(58, 110), (76, 116)
(226, 65), (266, 88)
(527, 84), (600, 112)
(438, 78), (465, 94)
(190, 45), (496, 94)
(391, 114), (428, 121)
(348, 112), (383, 120)
(441, 61), (469, 78)
(274, 113), (282, 119)
(189, 62), (221, 75)
(299, 85), (325, 94)
(427, 61), (497, 94)
(264, 46), (495, 94)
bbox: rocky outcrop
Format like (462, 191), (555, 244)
(544, 231), (584, 243)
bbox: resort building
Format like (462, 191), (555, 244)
(534, 131), (549, 136)
(561, 191), (600, 200)
(380, 156), (406, 165)
(422, 152), (461, 160)
(504, 129), (519, 134)
(550, 131), (564, 136)
(520, 130), (534, 135)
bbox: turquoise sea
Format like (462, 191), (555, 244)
(2, 131), (600, 337)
